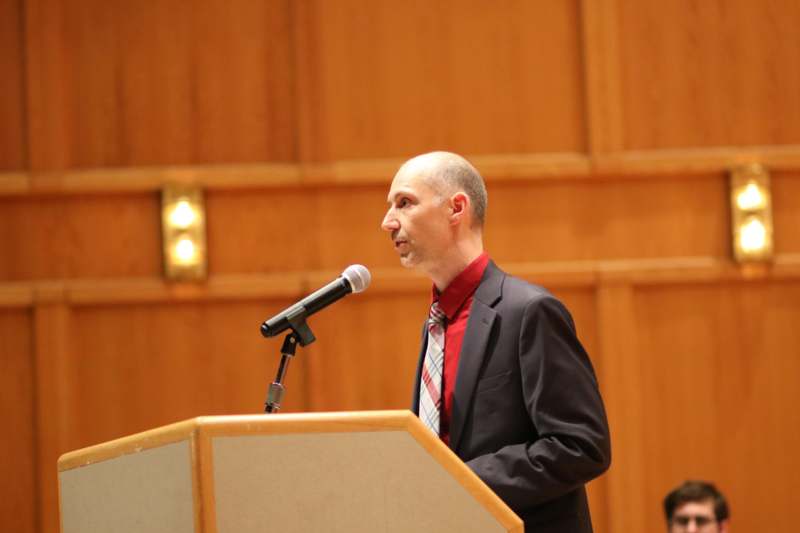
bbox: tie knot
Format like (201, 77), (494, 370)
(428, 301), (446, 326)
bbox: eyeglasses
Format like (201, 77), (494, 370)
(671, 515), (717, 529)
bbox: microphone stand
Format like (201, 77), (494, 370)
(263, 305), (316, 413)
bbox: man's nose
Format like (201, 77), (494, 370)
(381, 210), (398, 232)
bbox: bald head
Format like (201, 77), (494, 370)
(397, 151), (488, 228)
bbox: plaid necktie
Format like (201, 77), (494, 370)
(419, 301), (446, 436)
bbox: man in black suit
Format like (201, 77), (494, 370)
(381, 151), (611, 533)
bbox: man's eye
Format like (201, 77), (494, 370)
(398, 198), (410, 208)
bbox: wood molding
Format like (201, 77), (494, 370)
(1, 164), (302, 196)
(33, 302), (72, 533)
(290, 0), (324, 163)
(580, 0), (624, 154)
(3, 256), (799, 308)
(593, 145), (800, 175)
(65, 273), (305, 306)
(2, 147), (798, 197)
(595, 283), (646, 532)
(194, 428), (217, 533)
(509, 255), (800, 287)
(58, 419), (198, 471)
(0, 154), (591, 196)
(0, 172), (28, 194)
(0, 282), (33, 307)
(468, 153), (591, 179)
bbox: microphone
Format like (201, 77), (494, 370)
(260, 264), (371, 338)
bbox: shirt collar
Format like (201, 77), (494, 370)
(432, 252), (490, 321)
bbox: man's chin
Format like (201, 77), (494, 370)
(398, 254), (419, 269)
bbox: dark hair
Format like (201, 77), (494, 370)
(664, 480), (730, 523)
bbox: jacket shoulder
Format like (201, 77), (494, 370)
(494, 267), (556, 308)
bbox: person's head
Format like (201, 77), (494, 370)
(381, 151), (487, 289)
(664, 481), (730, 533)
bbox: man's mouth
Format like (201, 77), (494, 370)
(391, 231), (408, 251)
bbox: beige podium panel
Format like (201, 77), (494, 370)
(58, 410), (523, 533)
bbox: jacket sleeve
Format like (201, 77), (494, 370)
(465, 296), (611, 511)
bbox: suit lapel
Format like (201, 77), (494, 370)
(449, 262), (504, 452)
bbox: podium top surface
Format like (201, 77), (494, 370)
(60, 410), (434, 470)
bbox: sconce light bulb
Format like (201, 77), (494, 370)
(174, 238), (197, 264)
(736, 182), (766, 211)
(740, 218), (767, 253)
(169, 200), (197, 229)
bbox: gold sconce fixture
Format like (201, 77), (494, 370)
(729, 163), (773, 263)
(161, 184), (207, 281)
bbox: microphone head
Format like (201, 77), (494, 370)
(342, 264), (371, 293)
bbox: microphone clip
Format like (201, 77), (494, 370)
(285, 305), (316, 347)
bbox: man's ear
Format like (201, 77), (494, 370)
(719, 519), (730, 533)
(449, 192), (469, 225)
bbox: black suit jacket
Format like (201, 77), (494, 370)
(412, 262), (611, 533)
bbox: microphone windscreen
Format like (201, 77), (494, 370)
(342, 264), (371, 293)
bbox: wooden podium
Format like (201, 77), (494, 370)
(58, 410), (523, 533)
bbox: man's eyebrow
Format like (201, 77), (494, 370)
(387, 190), (410, 203)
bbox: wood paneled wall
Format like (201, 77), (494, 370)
(25, 0), (297, 168)
(618, 0), (800, 149)
(0, 309), (36, 532)
(2, 1), (800, 532)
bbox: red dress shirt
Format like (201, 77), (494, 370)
(433, 252), (489, 445)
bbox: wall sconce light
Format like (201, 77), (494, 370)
(729, 163), (773, 263)
(161, 184), (207, 281)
